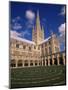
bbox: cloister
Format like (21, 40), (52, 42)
(10, 51), (65, 68)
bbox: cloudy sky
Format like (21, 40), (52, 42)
(10, 1), (66, 51)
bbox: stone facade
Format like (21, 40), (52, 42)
(10, 11), (66, 68)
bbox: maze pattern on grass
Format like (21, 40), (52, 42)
(10, 65), (66, 88)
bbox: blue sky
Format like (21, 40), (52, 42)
(10, 1), (66, 51)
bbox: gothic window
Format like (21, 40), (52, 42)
(34, 46), (36, 49)
(11, 59), (16, 67)
(30, 60), (33, 66)
(18, 60), (22, 67)
(16, 44), (19, 48)
(35, 62), (37, 66)
(29, 47), (31, 51)
(49, 40), (51, 45)
(23, 45), (26, 49)
(24, 60), (28, 66)
(24, 63), (28, 66)
(35, 60), (37, 66)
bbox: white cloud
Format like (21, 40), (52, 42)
(10, 30), (30, 39)
(26, 10), (35, 20)
(12, 23), (22, 30)
(59, 6), (66, 16)
(12, 16), (22, 30)
(16, 16), (21, 20)
(12, 19), (15, 23)
(12, 16), (21, 23)
(59, 23), (65, 36)
(21, 30), (30, 38)
(58, 23), (66, 50)
(10, 30), (21, 38)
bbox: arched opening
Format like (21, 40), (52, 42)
(35, 60), (38, 66)
(11, 59), (16, 67)
(24, 60), (28, 66)
(18, 60), (22, 67)
(40, 60), (42, 66)
(46, 59), (48, 66)
(39, 60), (41, 66)
(43, 59), (45, 66)
(50, 58), (52, 65)
(54, 58), (57, 65)
(59, 57), (63, 65)
(30, 60), (33, 66)
(64, 56), (66, 64)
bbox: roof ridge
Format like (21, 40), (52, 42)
(11, 36), (35, 45)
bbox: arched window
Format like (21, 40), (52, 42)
(23, 45), (26, 49)
(34, 46), (36, 49)
(29, 47), (31, 51)
(16, 44), (19, 48)
(11, 59), (16, 67)
(30, 60), (33, 66)
(35, 60), (37, 66)
(24, 60), (28, 66)
(18, 60), (22, 67)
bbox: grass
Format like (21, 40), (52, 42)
(10, 65), (66, 88)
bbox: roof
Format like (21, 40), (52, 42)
(11, 36), (35, 45)
(10, 35), (51, 45)
(39, 37), (51, 45)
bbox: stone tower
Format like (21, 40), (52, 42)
(32, 10), (44, 45)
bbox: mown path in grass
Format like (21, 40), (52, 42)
(10, 65), (66, 88)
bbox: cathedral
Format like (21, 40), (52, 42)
(10, 11), (65, 68)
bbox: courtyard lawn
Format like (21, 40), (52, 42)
(10, 65), (66, 88)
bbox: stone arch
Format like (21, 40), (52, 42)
(18, 60), (22, 67)
(11, 59), (16, 67)
(24, 60), (28, 66)
(35, 60), (38, 66)
(50, 58), (52, 65)
(30, 60), (33, 66)
(46, 59), (48, 66)
(59, 56), (63, 65)
(39, 60), (41, 66)
(39, 60), (42, 66)
(54, 58), (57, 65)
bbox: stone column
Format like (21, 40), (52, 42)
(57, 54), (60, 65)
(62, 53), (65, 65)
(22, 60), (24, 67)
(16, 60), (18, 67)
(37, 60), (39, 66)
(52, 55), (54, 65)
(33, 60), (35, 67)
(28, 60), (30, 67)
(48, 56), (50, 66)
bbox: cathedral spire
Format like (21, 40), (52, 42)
(32, 26), (35, 42)
(42, 25), (44, 40)
(32, 10), (44, 44)
(36, 10), (41, 30)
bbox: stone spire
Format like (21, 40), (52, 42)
(32, 10), (44, 44)
(42, 25), (44, 40)
(36, 10), (41, 34)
